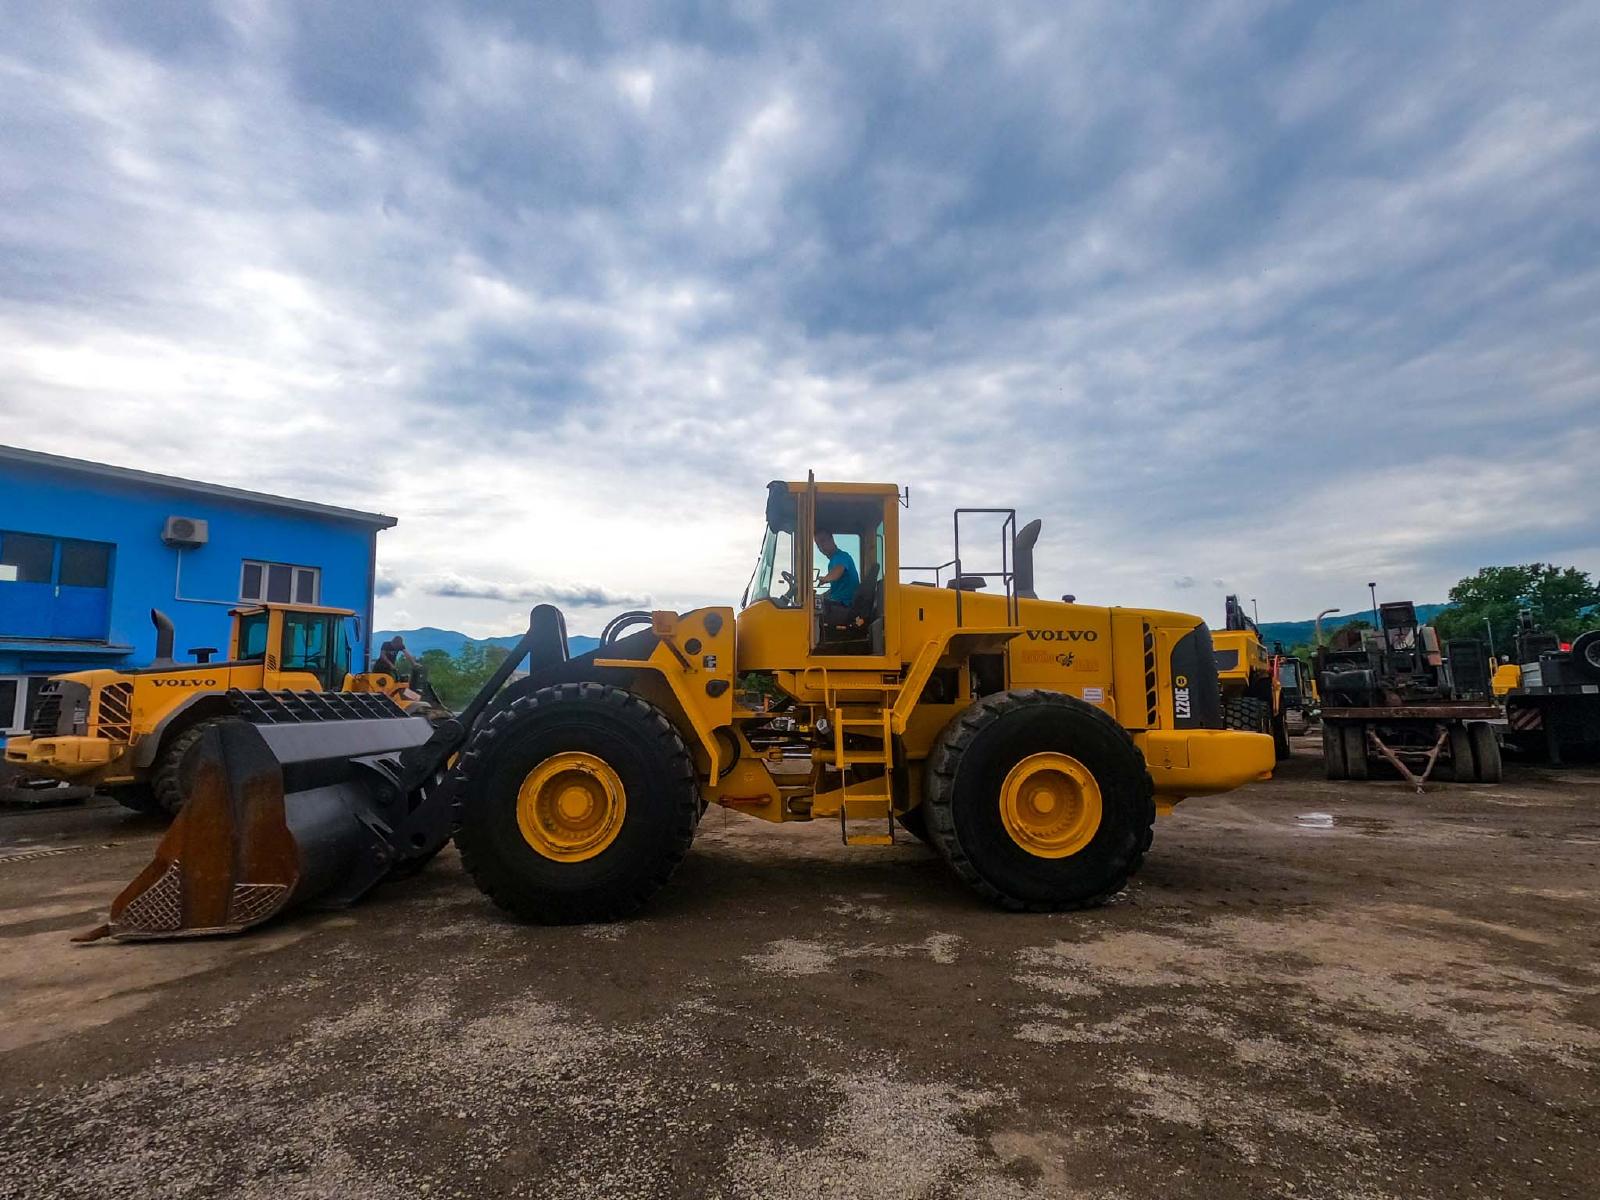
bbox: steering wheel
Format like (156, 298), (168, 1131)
(778, 570), (797, 606)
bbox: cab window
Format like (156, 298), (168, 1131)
(282, 612), (339, 689)
(238, 611), (269, 659)
(746, 527), (799, 609)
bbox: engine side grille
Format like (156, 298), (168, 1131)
(95, 683), (134, 741)
(29, 689), (62, 737)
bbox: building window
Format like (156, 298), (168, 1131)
(240, 560), (320, 605)
(0, 530), (115, 642)
(0, 676), (27, 734)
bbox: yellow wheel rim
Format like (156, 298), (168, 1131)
(516, 751), (627, 863)
(999, 752), (1102, 858)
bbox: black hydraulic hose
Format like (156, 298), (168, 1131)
(397, 610), (545, 784)
(600, 610), (654, 648)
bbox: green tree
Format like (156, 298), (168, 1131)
(1433, 564), (1599, 651)
(418, 642), (510, 710)
(1286, 618), (1373, 662)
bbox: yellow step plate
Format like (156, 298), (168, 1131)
(844, 833), (895, 847)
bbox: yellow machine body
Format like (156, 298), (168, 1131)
(550, 480), (1274, 837)
(94, 477), (1280, 936)
(4, 603), (412, 791)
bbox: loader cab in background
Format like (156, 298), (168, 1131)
(229, 604), (358, 691)
(739, 480), (897, 668)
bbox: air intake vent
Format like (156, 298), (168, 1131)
(1143, 623), (1158, 726)
(161, 516), (209, 548)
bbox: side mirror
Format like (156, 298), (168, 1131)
(765, 480), (797, 534)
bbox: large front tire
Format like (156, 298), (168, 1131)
(924, 690), (1154, 912)
(150, 719), (229, 816)
(453, 682), (700, 924)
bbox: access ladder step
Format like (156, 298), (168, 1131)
(844, 833), (894, 847)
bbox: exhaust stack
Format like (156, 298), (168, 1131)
(1013, 519), (1042, 601)
(150, 609), (176, 666)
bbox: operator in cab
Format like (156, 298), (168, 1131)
(814, 530), (859, 614)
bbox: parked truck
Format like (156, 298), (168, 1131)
(1316, 600), (1500, 787)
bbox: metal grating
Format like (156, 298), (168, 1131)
(117, 860), (184, 934)
(227, 883), (289, 925)
(229, 688), (408, 724)
(1143, 623), (1158, 726)
(95, 682), (134, 741)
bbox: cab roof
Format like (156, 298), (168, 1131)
(230, 603), (358, 618)
(781, 480), (901, 497)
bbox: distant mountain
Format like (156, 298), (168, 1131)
(381, 604), (1454, 664)
(374, 626), (601, 658)
(1254, 604), (1451, 649)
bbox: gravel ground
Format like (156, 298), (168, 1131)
(1, 739), (1597, 1199)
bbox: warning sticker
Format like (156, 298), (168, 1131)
(1083, 686), (1105, 703)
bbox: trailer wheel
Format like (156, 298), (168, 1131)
(924, 689), (1154, 911)
(1342, 723), (1369, 781)
(1469, 722), (1503, 783)
(1223, 696), (1269, 733)
(453, 682), (700, 924)
(1271, 710), (1291, 761)
(1448, 725), (1474, 782)
(1322, 723), (1347, 779)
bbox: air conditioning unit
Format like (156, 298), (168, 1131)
(161, 516), (209, 548)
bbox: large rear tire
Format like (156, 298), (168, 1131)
(1469, 722), (1503, 783)
(1322, 722), (1347, 779)
(924, 689), (1154, 912)
(453, 682), (700, 924)
(1223, 696), (1269, 733)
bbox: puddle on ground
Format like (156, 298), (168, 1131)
(1295, 813), (1392, 835)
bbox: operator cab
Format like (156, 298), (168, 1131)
(741, 480), (894, 661)
(231, 604), (358, 690)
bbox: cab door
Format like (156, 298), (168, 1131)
(802, 487), (899, 671)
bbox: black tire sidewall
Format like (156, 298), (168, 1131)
(940, 697), (1148, 906)
(457, 688), (696, 918)
(1469, 722), (1502, 783)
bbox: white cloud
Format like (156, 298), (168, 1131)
(0, 2), (1595, 640)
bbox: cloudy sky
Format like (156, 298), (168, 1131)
(3, 2), (1597, 637)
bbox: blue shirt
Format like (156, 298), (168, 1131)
(825, 549), (859, 606)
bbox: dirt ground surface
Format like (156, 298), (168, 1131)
(1, 739), (1597, 1199)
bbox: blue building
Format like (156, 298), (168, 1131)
(0, 444), (396, 740)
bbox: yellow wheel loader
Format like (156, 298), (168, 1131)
(4, 603), (435, 817)
(1212, 595), (1291, 760)
(90, 478), (1276, 940)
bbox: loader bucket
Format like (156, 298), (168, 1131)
(93, 694), (443, 941)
